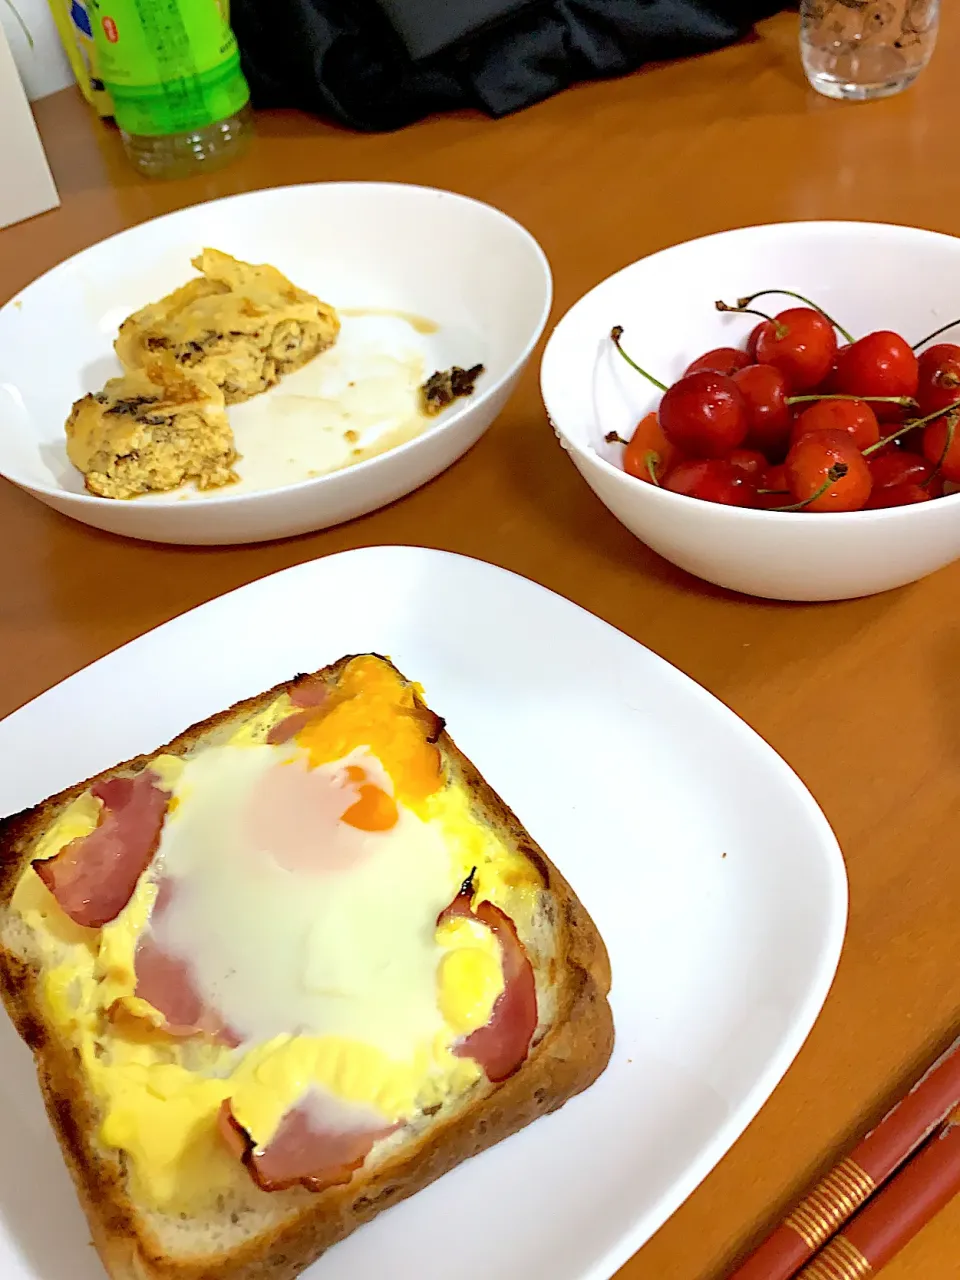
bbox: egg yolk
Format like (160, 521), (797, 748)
(295, 656), (442, 807)
(341, 782), (398, 832)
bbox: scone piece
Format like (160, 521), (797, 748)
(115, 247), (341, 404)
(65, 360), (238, 500)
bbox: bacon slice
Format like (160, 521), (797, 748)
(291, 678), (330, 709)
(437, 873), (538, 1083)
(410, 705), (445, 745)
(33, 771), (169, 928)
(266, 709), (317, 745)
(219, 1096), (398, 1192)
(266, 678), (331, 744)
(131, 879), (240, 1046)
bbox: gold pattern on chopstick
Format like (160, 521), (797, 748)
(785, 1159), (877, 1249)
(799, 1234), (873, 1280)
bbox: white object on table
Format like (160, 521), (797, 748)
(0, 182), (551, 544)
(0, 546), (847, 1280)
(0, 19), (59, 231)
(0, 0), (73, 102)
(542, 220), (960, 602)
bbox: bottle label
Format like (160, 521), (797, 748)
(87, 0), (250, 136)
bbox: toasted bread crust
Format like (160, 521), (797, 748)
(0, 657), (613, 1280)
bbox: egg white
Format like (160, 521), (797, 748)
(155, 743), (457, 1059)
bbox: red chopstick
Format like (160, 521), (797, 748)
(728, 1031), (960, 1280)
(796, 1121), (960, 1278)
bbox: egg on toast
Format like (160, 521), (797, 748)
(0, 655), (613, 1280)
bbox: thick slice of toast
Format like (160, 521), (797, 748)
(0, 656), (613, 1280)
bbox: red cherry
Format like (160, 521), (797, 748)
(663, 458), (757, 506)
(746, 323), (764, 361)
(820, 344), (848, 392)
(754, 308), (838, 392)
(789, 398), (880, 452)
(921, 415), (960, 482)
(658, 371), (748, 458)
(865, 482), (934, 509)
(868, 450), (942, 496)
(919, 340), (960, 359)
(621, 411), (683, 484)
(726, 448), (768, 477)
(684, 347), (753, 377)
(733, 364), (791, 459)
(784, 429), (872, 512)
(867, 438), (904, 459)
(756, 462), (789, 509)
(832, 331), (919, 421)
(916, 343), (960, 420)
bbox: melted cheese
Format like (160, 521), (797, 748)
(97, 1060), (237, 1207)
(30, 791), (102, 864)
(436, 916), (504, 1034)
(97, 874), (159, 1010)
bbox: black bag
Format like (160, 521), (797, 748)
(231, 0), (786, 133)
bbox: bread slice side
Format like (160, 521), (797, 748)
(0, 656), (614, 1280)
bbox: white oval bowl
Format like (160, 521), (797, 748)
(0, 183), (551, 546)
(541, 221), (960, 602)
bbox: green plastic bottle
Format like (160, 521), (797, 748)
(87, 0), (253, 179)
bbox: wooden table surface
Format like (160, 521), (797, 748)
(3, 10), (960, 1278)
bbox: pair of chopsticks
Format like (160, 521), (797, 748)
(728, 1031), (960, 1279)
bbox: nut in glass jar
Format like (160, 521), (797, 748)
(800, 0), (939, 101)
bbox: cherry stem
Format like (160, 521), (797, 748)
(930, 410), (957, 481)
(757, 488), (790, 495)
(610, 327), (667, 392)
(604, 431), (630, 445)
(715, 300), (786, 338)
(786, 394), (919, 408)
(862, 403), (960, 455)
(736, 290), (854, 344)
(772, 462), (848, 512)
(913, 318), (960, 350)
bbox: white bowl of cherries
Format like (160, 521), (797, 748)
(541, 221), (960, 601)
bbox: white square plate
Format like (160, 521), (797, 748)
(0, 547), (847, 1280)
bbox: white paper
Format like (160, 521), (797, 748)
(0, 21), (59, 231)
(0, 0), (73, 101)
